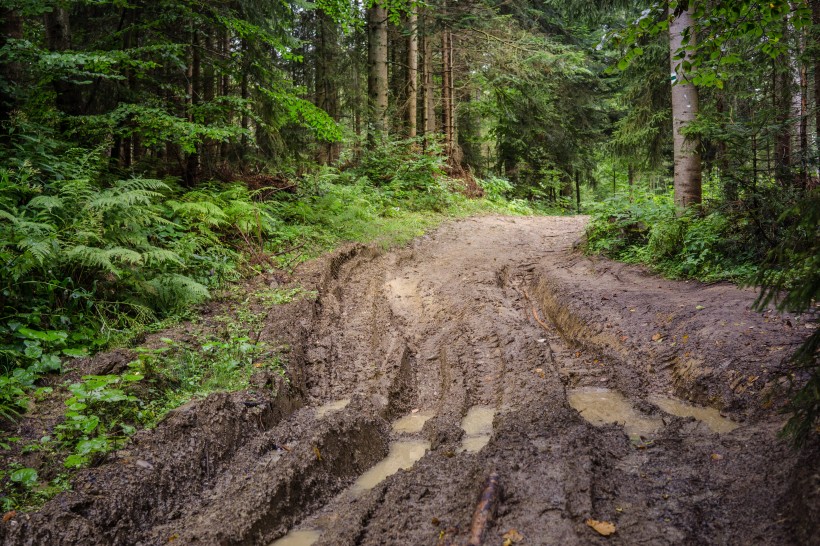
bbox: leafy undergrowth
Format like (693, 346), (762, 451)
(0, 285), (311, 512)
(0, 138), (553, 511)
(585, 184), (819, 446)
(585, 191), (764, 283)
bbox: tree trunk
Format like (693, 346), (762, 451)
(668, 3), (702, 208)
(184, 28), (201, 186)
(422, 15), (436, 142)
(367, 4), (389, 145)
(219, 28), (230, 163)
(406, 6), (418, 138)
(442, 27), (455, 163)
(316, 10), (340, 163)
(774, 56), (792, 186)
(44, 7), (85, 116)
(813, 0), (820, 170)
(0, 9), (22, 127)
(575, 171), (581, 213)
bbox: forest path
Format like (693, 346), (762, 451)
(4, 216), (817, 546)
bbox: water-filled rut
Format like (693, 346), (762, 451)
(2, 216), (816, 546)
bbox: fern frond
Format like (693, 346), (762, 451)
(87, 189), (161, 211)
(141, 248), (183, 267)
(166, 200), (228, 225)
(140, 273), (210, 313)
(105, 247), (143, 266)
(27, 195), (64, 211)
(16, 237), (58, 267)
(64, 245), (119, 275)
(114, 178), (169, 192)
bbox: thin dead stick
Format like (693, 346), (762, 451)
(466, 472), (501, 546)
(518, 287), (551, 333)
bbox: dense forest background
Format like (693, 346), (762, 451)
(0, 0), (818, 474)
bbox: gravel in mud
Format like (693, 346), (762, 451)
(2, 216), (818, 546)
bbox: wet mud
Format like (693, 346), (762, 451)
(2, 216), (818, 546)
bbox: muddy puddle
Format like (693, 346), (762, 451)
(392, 410), (435, 434)
(460, 405), (496, 452)
(650, 396), (739, 433)
(351, 440), (430, 492)
(269, 529), (321, 546)
(568, 388), (661, 440)
(314, 398), (350, 418)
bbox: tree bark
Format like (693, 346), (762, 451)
(44, 7), (85, 116)
(406, 6), (418, 138)
(774, 53), (792, 186)
(669, 3), (702, 208)
(422, 15), (436, 142)
(316, 10), (340, 163)
(184, 28), (201, 185)
(367, 4), (389, 145)
(813, 0), (820, 169)
(0, 9), (22, 126)
(442, 27), (456, 163)
(575, 171), (581, 213)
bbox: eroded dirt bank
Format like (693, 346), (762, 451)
(2, 216), (818, 546)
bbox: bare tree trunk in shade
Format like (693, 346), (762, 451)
(442, 27), (453, 161)
(422, 13), (436, 144)
(184, 28), (201, 186)
(0, 9), (22, 127)
(316, 11), (340, 163)
(406, 6), (418, 138)
(812, 0), (820, 175)
(668, 3), (702, 208)
(367, 4), (388, 145)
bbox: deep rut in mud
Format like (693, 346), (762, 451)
(2, 216), (818, 546)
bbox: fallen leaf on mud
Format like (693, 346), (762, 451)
(586, 519), (616, 536)
(711, 453), (724, 461)
(696, 305), (705, 310)
(502, 528), (524, 544)
(652, 333), (663, 342)
(168, 534), (178, 542)
(3, 511), (16, 523)
(313, 446), (322, 461)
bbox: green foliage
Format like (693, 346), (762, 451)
(133, 334), (279, 426)
(612, 1), (811, 88)
(56, 373), (144, 469)
(0, 461), (70, 512)
(478, 176), (514, 202)
(585, 190), (760, 282)
(753, 190), (820, 446)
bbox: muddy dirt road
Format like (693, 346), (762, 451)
(3, 216), (818, 546)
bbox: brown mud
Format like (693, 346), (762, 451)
(2, 216), (818, 546)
